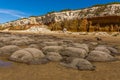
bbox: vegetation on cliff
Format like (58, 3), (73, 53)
(92, 2), (120, 7)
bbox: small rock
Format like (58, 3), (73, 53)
(95, 37), (102, 41)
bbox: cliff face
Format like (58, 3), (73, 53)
(1, 4), (120, 28)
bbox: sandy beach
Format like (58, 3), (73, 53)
(0, 32), (120, 80)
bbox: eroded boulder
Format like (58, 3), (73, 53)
(46, 52), (63, 61)
(72, 43), (89, 53)
(107, 47), (120, 55)
(9, 48), (45, 63)
(0, 45), (20, 56)
(60, 58), (95, 70)
(95, 45), (119, 55)
(10, 38), (34, 46)
(95, 46), (111, 54)
(86, 50), (116, 62)
(43, 46), (63, 54)
(60, 47), (88, 58)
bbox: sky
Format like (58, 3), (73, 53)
(0, 0), (120, 23)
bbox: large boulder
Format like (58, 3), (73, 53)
(72, 43), (89, 52)
(0, 37), (13, 45)
(107, 47), (120, 55)
(10, 40), (28, 46)
(95, 46), (111, 54)
(86, 50), (116, 62)
(60, 58), (95, 70)
(95, 46), (120, 55)
(9, 48), (45, 63)
(10, 38), (34, 46)
(0, 37), (12, 42)
(0, 45), (20, 56)
(60, 47), (88, 58)
(46, 52), (63, 61)
(43, 46), (63, 54)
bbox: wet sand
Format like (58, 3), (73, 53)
(0, 57), (120, 80)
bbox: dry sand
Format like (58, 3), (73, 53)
(0, 32), (120, 80)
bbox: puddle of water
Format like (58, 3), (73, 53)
(0, 60), (12, 67)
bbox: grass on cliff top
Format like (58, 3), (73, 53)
(92, 2), (120, 7)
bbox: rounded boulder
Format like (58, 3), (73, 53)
(0, 45), (20, 56)
(60, 58), (95, 70)
(9, 48), (45, 63)
(43, 46), (63, 54)
(60, 47), (88, 58)
(86, 50), (116, 62)
(46, 52), (63, 61)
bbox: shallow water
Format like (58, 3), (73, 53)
(0, 60), (12, 67)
